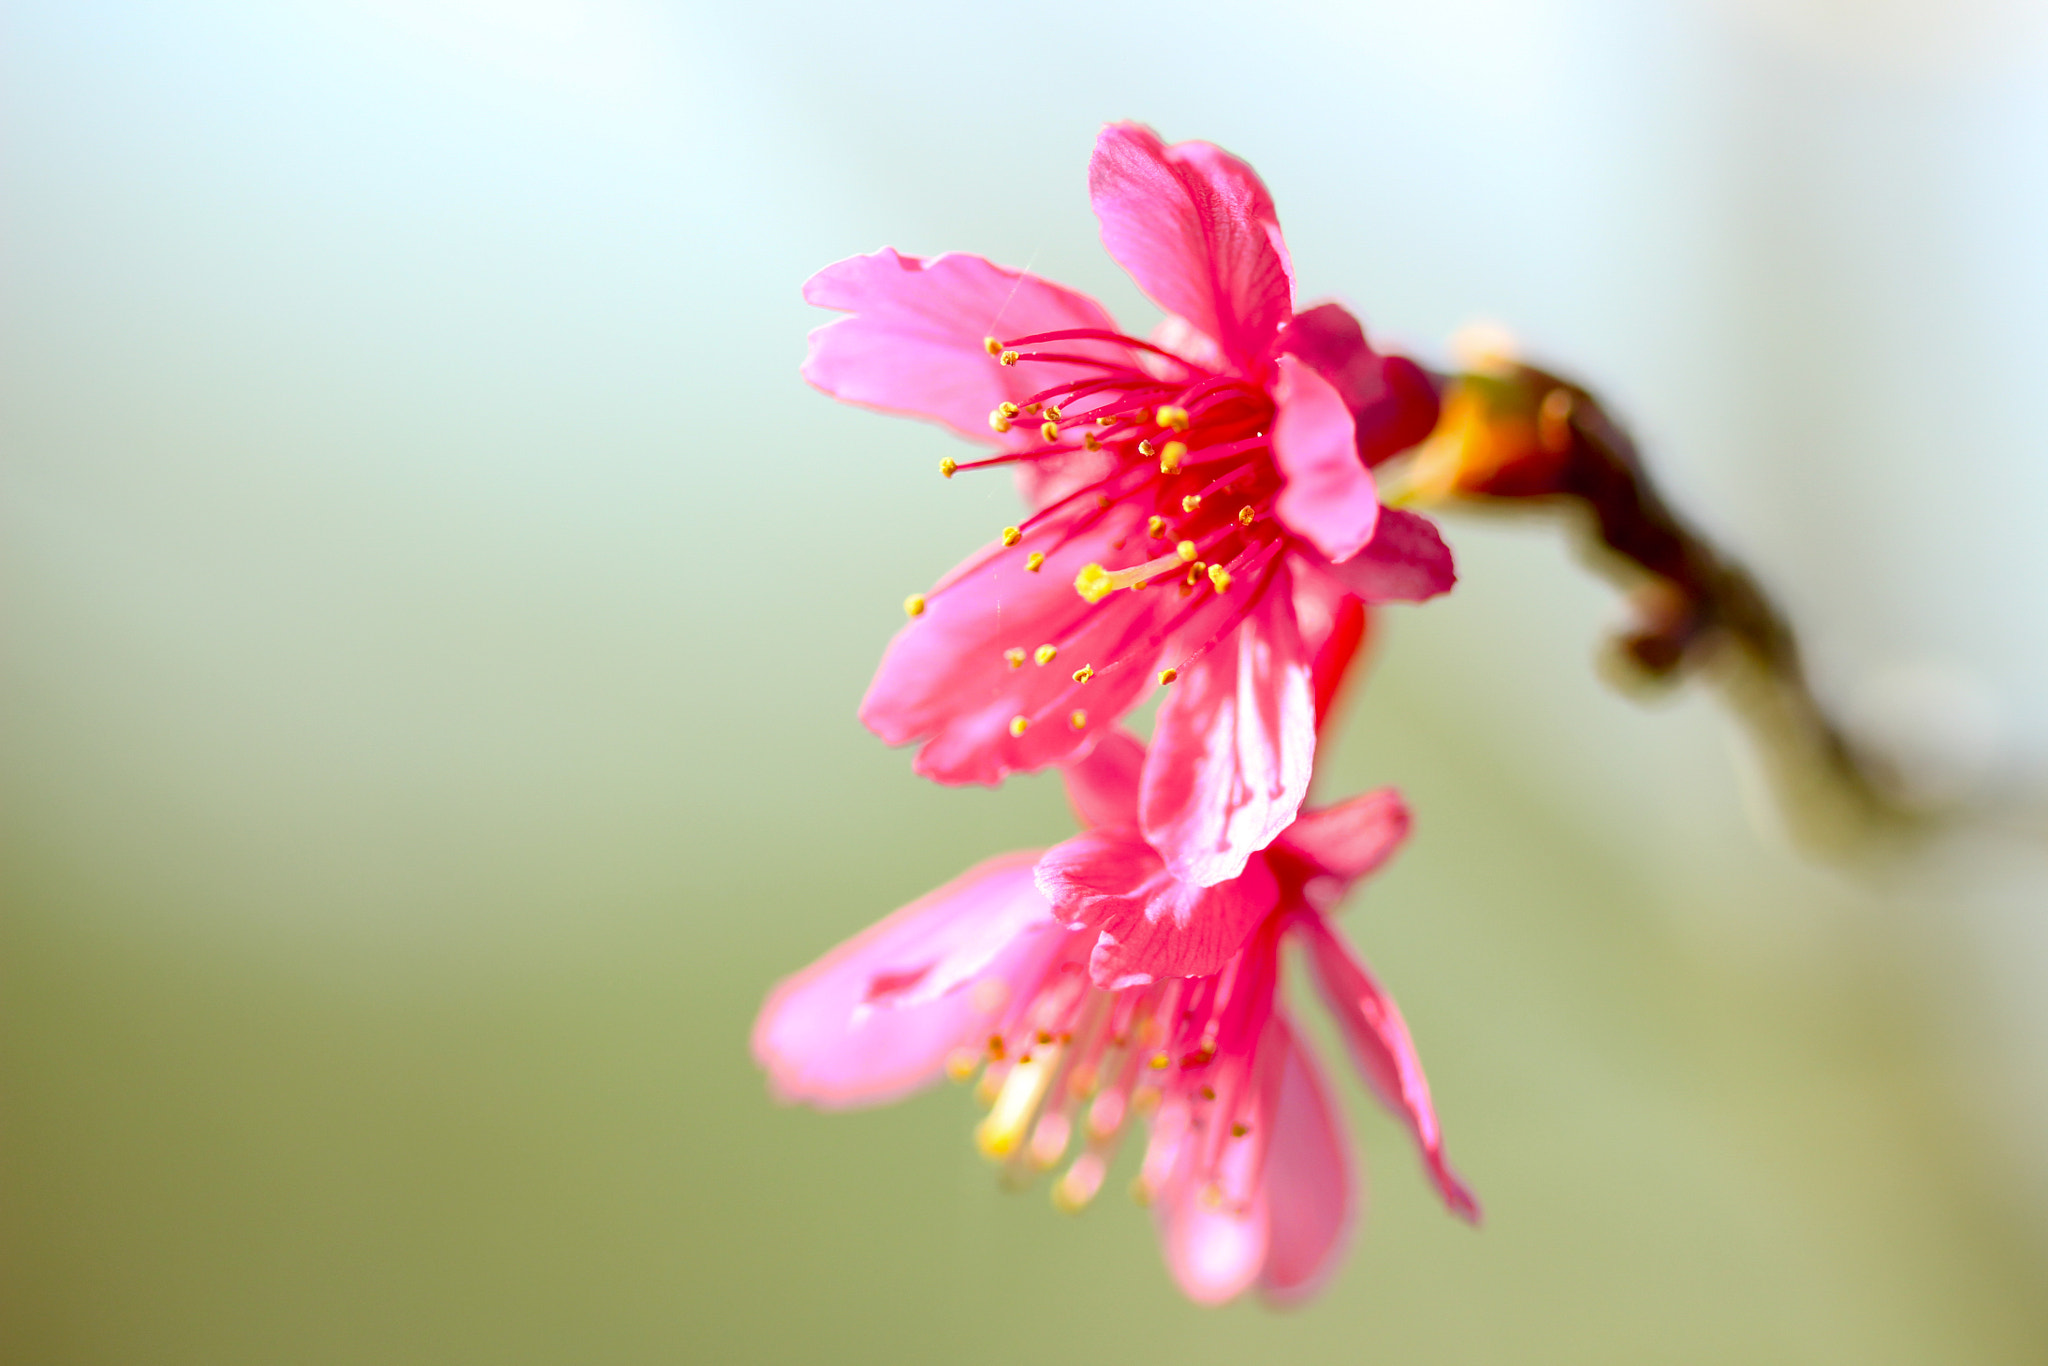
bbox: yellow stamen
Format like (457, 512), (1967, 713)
(1137, 439), (1154, 459)
(1001, 526), (1022, 547)
(1181, 494), (1201, 512)
(1009, 715), (1030, 737)
(1230, 1122), (1250, 1138)
(1004, 648), (1026, 669)
(1025, 551), (1045, 573)
(1237, 504), (1255, 525)
(1034, 644), (1057, 666)
(1175, 539), (1198, 563)
(1044, 406), (1062, 421)
(1072, 548), (1187, 603)
(1096, 414), (1116, 426)
(945, 1049), (980, 1082)
(989, 412), (1011, 434)
(977, 1046), (1060, 1158)
(1208, 565), (1232, 592)
(1071, 665), (1094, 684)
(1149, 1050), (1170, 1069)
(1146, 515), (1167, 539)
(984, 336), (1002, 356)
(1041, 420), (1060, 442)
(939, 457), (957, 478)
(1158, 668), (1178, 685)
(998, 350), (1019, 366)
(1156, 404), (1190, 432)
(1069, 709), (1087, 729)
(904, 594), (926, 617)
(999, 401), (1020, 418)
(1158, 440), (1186, 474)
(1083, 431), (1101, 452)
(1053, 1152), (1107, 1213)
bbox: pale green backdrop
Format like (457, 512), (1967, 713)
(5, 1), (2047, 1361)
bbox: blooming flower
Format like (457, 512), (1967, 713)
(804, 123), (1453, 896)
(752, 729), (1478, 1305)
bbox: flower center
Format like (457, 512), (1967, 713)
(942, 920), (1282, 1215)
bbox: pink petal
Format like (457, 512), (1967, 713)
(1276, 787), (1412, 884)
(1061, 727), (1145, 832)
(1289, 566), (1373, 733)
(1088, 124), (1293, 376)
(1157, 1121), (1272, 1306)
(1258, 1016), (1356, 1304)
(859, 510), (1165, 786)
(751, 852), (1064, 1110)
(1271, 355), (1378, 563)
(1141, 583), (1316, 887)
(1281, 302), (1441, 465)
(1299, 914), (1481, 1222)
(1033, 832), (1279, 988)
(802, 248), (1136, 448)
(1295, 507), (1456, 604)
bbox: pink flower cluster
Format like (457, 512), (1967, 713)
(754, 123), (1476, 1305)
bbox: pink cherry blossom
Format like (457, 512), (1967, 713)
(752, 733), (1478, 1306)
(804, 123), (1452, 890)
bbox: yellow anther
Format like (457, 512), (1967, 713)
(984, 336), (1002, 356)
(1230, 1122), (1250, 1138)
(998, 401), (1020, 419)
(1158, 668), (1178, 685)
(1181, 494), (1202, 513)
(1131, 579), (1149, 591)
(1070, 709), (1087, 729)
(1024, 402), (1042, 416)
(1025, 551), (1045, 573)
(1132, 408), (1152, 425)
(1074, 564), (1115, 603)
(1001, 526), (1023, 547)
(1175, 539), (1198, 563)
(1149, 1051), (1170, 1069)
(1137, 439), (1154, 459)
(1237, 504), (1255, 526)
(1158, 440), (1186, 474)
(989, 412), (1011, 433)
(939, 457), (958, 478)
(977, 1044), (1060, 1159)
(1041, 420), (1060, 442)
(1034, 644), (1057, 666)
(1096, 414), (1116, 426)
(1208, 565), (1232, 592)
(999, 350), (1020, 366)
(1083, 432), (1101, 452)
(1004, 648), (1026, 669)
(1009, 715), (1030, 737)
(1044, 406), (1062, 421)
(1071, 665), (1094, 684)
(904, 594), (926, 617)
(1146, 515), (1167, 539)
(946, 1049), (980, 1082)
(1053, 1154), (1106, 1213)
(1156, 405), (1190, 432)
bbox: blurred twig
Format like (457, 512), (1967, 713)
(1392, 354), (1924, 854)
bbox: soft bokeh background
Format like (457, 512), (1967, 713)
(6, 1), (2048, 1361)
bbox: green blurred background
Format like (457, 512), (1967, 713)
(6, 1), (2048, 1361)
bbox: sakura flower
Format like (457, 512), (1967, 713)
(752, 731), (1478, 1306)
(804, 123), (1453, 891)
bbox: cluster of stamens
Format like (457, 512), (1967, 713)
(903, 328), (1293, 732)
(942, 922), (1282, 1214)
